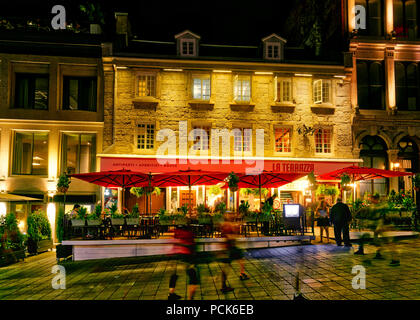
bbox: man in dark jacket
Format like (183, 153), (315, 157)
(330, 198), (352, 247)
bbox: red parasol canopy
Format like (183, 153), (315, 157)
(70, 169), (151, 189)
(317, 166), (413, 181)
(231, 171), (307, 189)
(151, 169), (229, 188)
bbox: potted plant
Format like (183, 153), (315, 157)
(197, 204), (212, 224)
(126, 204), (139, 225)
(213, 202), (226, 224)
(243, 210), (258, 222)
(79, 3), (105, 34)
(308, 171), (317, 191)
(0, 213), (25, 266)
(86, 212), (102, 226)
(71, 206), (87, 227)
(57, 173), (71, 194)
(341, 173), (352, 191)
(414, 174), (420, 192)
(157, 208), (172, 226)
(26, 210), (53, 255)
(239, 200), (250, 217)
(260, 201), (273, 235)
(227, 172), (240, 192)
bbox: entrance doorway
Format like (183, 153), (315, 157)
(179, 190), (196, 209)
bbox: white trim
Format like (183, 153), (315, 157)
(180, 38), (196, 57)
(97, 153), (363, 162)
(0, 119), (104, 126)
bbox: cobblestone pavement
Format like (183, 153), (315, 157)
(1, 238), (420, 300)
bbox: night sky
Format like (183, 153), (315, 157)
(2, 0), (295, 44)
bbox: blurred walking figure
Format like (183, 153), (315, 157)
(219, 213), (249, 293)
(168, 224), (200, 300)
(354, 194), (400, 266)
(315, 199), (330, 243)
(330, 198), (352, 247)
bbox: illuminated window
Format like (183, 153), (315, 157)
(61, 133), (96, 175)
(234, 75), (251, 102)
(315, 128), (331, 154)
(233, 128), (252, 153)
(192, 76), (211, 100)
(313, 79), (331, 104)
(192, 126), (210, 151)
(138, 74), (156, 97)
(12, 132), (48, 175)
(137, 124), (155, 150)
(394, 0), (417, 39)
(275, 128), (291, 153)
(276, 78), (292, 103)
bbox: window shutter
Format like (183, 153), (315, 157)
(313, 79), (322, 104)
(234, 75), (239, 101)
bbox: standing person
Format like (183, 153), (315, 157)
(330, 198), (352, 247)
(315, 199), (330, 243)
(168, 224), (200, 300)
(69, 204), (80, 218)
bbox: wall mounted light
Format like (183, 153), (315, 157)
(163, 68), (183, 72)
(294, 73), (313, 77)
(254, 71), (273, 75)
(212, 70), (231, 73)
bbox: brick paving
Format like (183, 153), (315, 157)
(1, 238), (420, 300)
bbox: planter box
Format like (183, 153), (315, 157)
(0, 248), (25, 267)
(28, 238), (53, 255)
(71, 219), (85, 227)
(198, 218), (212, 224)
(111, 218), (125, 225)
(126, 218), (139, 225)
(87, 219), (102, 226)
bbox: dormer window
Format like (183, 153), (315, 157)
(266, 43), (281, 59)
(262, 33), (286, 61)
(175, 30), (200, 57)
(181, 39), (195, 56)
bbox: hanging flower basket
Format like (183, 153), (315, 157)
(229, 186), (238, 192)
(57, 186), (69, 194)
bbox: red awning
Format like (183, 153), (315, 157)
(223, 171), (306, 189)
(317, 166), (414, 181)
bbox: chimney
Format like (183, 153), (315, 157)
(115, 12), (131, 47)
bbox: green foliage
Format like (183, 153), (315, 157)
(414, 174), (420, 188)
(307, 171), (317, 189)
(240, 188), (269, 197)
(0, 212), (24, 250)
(238, 201), (250, 215)
(94, 204), (102, 218)
(196, 203), (211, 215)
(111, 211), (124, 219)
(158, 208), (167, 216)
(27, 210), (51, 242)
(388, 190), (415, 210)
(56, 207), (65, 243)
(209, 185), (221, 196)
(86, 212), (101, 220)
(109, 203), (118, 215)
(129, 204), (139, 218)
(227, 172), (239, 188)
(79, 3), (105, 24)
(340, 173), (351, 185)
(316, 184), (339, 197)
(215, 202), (227, 214)
(130, 187), (161, 197)
(56, 173), (71, 191)
(76, 206), (88, 220)
(179, 204), (188, 215)
(260, 202), (273, 221)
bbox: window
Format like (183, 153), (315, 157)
(274, 128), (291, 153)
(138, 74), (156, 97)
(14, 73), (48, 110)
(12, 132), (48, 175)
(314, 128), (331, 153)
(394, 0), (418, 39)
(137, 124), (155, 150)
(233, 128), (252, 153)
(276, 78), (292, 103)
(313, 80), (331, 104)
(267, 43), (280, 59)
(356, 60), (385, 110)
(395, 62), (420, 111)
(355, 0), (384, 36)
(234, 75), (251, 102)
(61, 133), (96, 175)
(192, 126), (210, 151)
(359, 135), (388, 195)
(192, 76), (211, 100)
(180, 39), (195, 56)
(63, 76), (97, 111)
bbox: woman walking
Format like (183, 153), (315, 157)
(316, 199), (330, 243)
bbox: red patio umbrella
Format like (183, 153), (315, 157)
(70, 169), (152, 212)
(317, 165), (414, 200)
(151, 169), (229, 214)
(317, 165), (413, 181)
